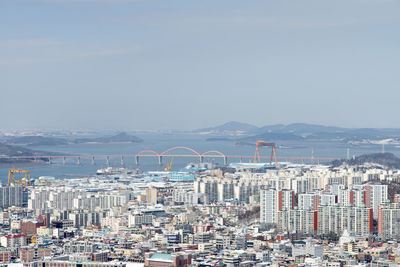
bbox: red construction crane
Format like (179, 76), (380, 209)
(254, 140), (278, 167)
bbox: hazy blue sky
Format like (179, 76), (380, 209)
(1, 0), (400, 130)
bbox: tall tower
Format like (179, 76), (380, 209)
(311, 148), (314, 164)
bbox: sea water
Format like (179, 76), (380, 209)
(0, 133), (394, 182)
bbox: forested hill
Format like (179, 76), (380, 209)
(0, 143), (51, 163)
(331, 153), (400, 169)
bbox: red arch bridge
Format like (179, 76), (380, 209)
(0, 146), (340, 166)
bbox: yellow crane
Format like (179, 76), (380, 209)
(8, 168), (31, 188)
(36, 178), (51, 186)
(164, 157), (174, 172)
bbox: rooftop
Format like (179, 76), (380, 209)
(150, 253), (172, 263)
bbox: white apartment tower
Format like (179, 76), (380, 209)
(260, 188), (294, 224)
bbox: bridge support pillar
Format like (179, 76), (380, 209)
(48, 157), (52, 164)
(106, 157), (110, 167)
(63, 157), (66, 165)
(135, 156), (139, 166)
(199, 156), (203, 163)
(223, 156), (227, 166)
(121, 156), (125, 167)
(77, 157), (81, 165)
(158, 156), (162, 166)
(91, 157), (95, 166)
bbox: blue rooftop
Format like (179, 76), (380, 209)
(150, 253), (172, 262)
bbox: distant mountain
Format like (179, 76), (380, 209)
(227, 122), (400, 142)
(239, 132), (305, 142)
(74, 132), (143, 144)
(195, 122), (348, 139)
(331, 153), (400, 169)
(252, 123), (346, 136)
(195, 121), (259, 135)
(6, 136), (69, 146)
(0, 143), (53, 163)
(235, 123), (346, 142)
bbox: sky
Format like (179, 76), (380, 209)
(1, 0), (400, 130)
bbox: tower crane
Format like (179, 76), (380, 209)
(164, 157), (174, 172)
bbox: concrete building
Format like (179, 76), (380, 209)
(194, 176), (264, 204)
(365, 184), (388, 219)
(172, 189), (200, 205)
(292, 238), (323, 258)
(317, 205), (373, 236)
(20, 247), (51, 262)
(147, 187), (158, 205)
(298, 193), (319, 210)
(277, 208), (317, 234)
(21, 219), (45, 235)
(128, 213), (153, 227)
(68, 210), (108, 228)
(377, 202), (400, 239)
(63, 241), (96, 254)
(0, 234), (27, 249)
(0, 185), (24, 208)
(0, 249), (11, 263)
(260, 189), (294, 224)
(144, 252), (191, 267)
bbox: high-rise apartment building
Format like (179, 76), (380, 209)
(298, 193), (319, 210)
(364, 184), (388, 219)
(377, 203), (400, 238)
(317, 205), (373, 236)
(0, 185), (24, 209)
(277, 209), (317, 234)
(260, 189), (294, 224)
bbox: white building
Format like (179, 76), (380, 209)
(128, 213), (153, 227)
(260, 189), (294, 224)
